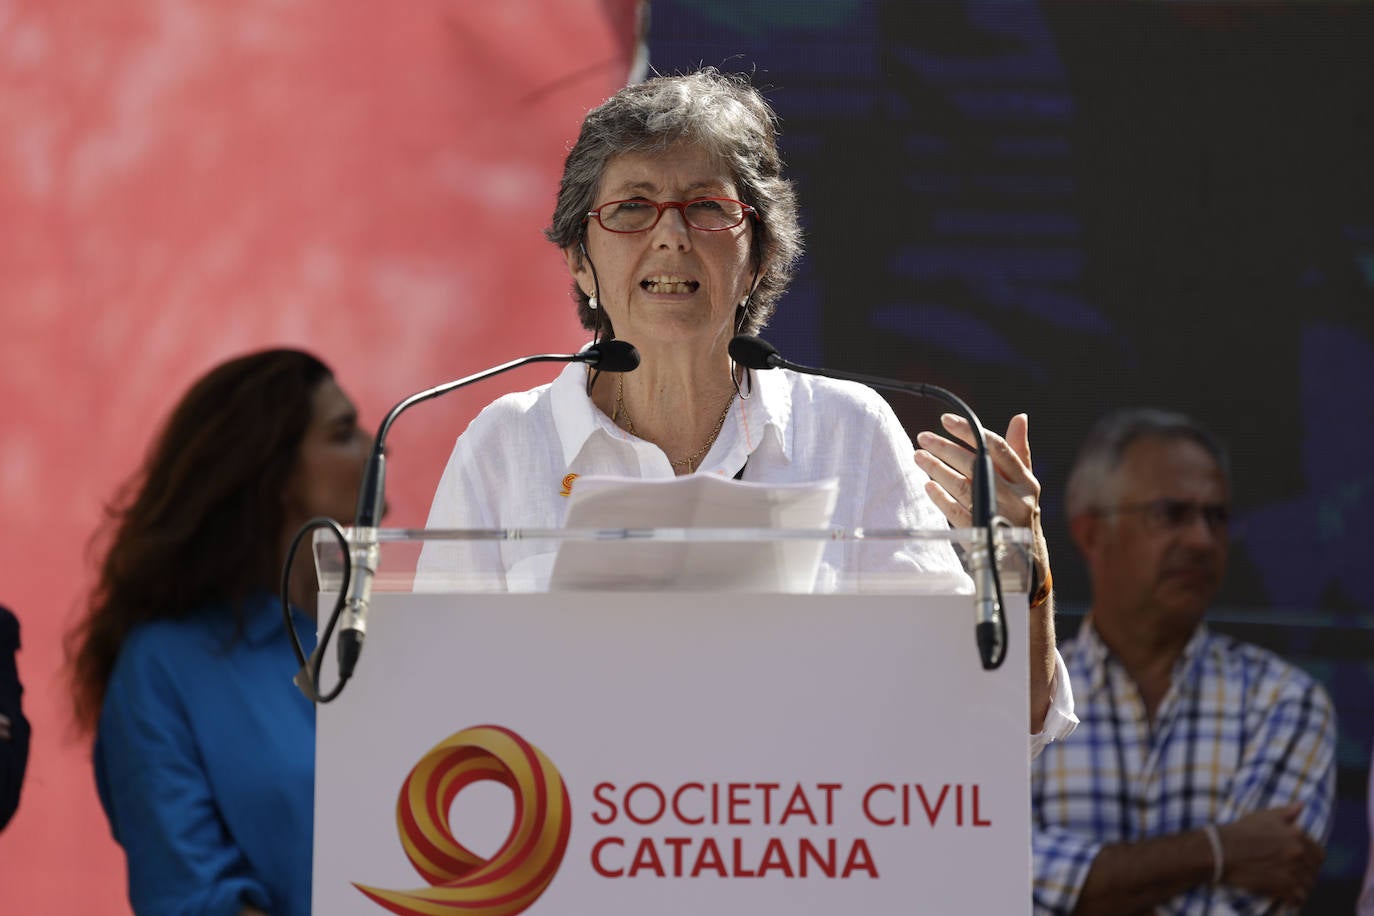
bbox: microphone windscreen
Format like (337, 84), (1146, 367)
(728, 334), (779, 370)
(586, 339), (641, 372)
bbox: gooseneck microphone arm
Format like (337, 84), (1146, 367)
(281, 340), (641, 703)
(353, 339), (643, 530)
(728, 334), (1006, 671)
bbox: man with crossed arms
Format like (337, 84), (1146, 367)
(1033, 409), (1334, 914)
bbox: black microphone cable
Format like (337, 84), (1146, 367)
(280, 517), (352, 703)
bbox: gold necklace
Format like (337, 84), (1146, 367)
(614, 374), (736, 472)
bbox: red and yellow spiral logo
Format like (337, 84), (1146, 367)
(355, 725), (572, 916)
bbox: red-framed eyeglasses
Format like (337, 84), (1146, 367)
(586, 197), (758, 233)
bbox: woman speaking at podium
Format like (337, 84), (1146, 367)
(68, 350), (370, 916)
(420, 68), (1073, 753)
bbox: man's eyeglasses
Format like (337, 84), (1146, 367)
(1096, 499), (1231, 532)
(586, 198), (758, 233)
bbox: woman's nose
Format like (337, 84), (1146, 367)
(650, 206), (693, 249)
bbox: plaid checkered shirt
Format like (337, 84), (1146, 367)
(1032, 620), (1335, 915)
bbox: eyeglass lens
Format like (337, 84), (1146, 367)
(596, 199), (747, 232)
(1144, 500), (1230, 530)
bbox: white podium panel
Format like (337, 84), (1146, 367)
(313, 592), (1031, 915)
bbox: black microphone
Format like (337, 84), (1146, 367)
(729, 334), (1005, 671)
(334, 339), (640, 683)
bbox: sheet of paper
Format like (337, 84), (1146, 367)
(548, 474), (839, 593)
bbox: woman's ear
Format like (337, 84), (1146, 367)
(564, 244), (592, 294)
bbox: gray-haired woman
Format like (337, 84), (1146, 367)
(421, 68), (1073, 752)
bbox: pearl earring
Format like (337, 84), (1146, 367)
(588, 295), (599, 310)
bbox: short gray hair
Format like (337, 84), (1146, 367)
(1065, 408), (1231, 518)
(546, 68), (803, 337)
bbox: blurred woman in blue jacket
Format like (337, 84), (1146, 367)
(67, 349), (369, 916)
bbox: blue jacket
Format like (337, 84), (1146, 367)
(96, 592), (317, 916)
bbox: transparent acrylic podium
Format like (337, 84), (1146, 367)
(310, 527), (1036, 916)
(314, 525), (1033, 595)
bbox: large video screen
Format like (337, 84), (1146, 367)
(647, 2), (1374, 907)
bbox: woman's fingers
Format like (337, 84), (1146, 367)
(940, 414), (1034, 485)
(1006, 412), (1031, 467)
(917, 414), (1043, 531)
(922, 478), (970, 528)
(914, 446), (971, 507)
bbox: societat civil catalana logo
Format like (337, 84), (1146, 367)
(355, 724), (571, 916)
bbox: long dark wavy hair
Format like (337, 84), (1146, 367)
(68, 348), (332, 733)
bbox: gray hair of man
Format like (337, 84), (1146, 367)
(545, 67), (803, 338)
(1064, 408), (1232, 520)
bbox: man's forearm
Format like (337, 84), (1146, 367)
(1073, 830), (1216, 916)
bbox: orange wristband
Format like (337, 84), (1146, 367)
(1029, 567), (1053, 609)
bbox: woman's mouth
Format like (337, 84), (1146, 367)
(641, 275), (699, 294)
